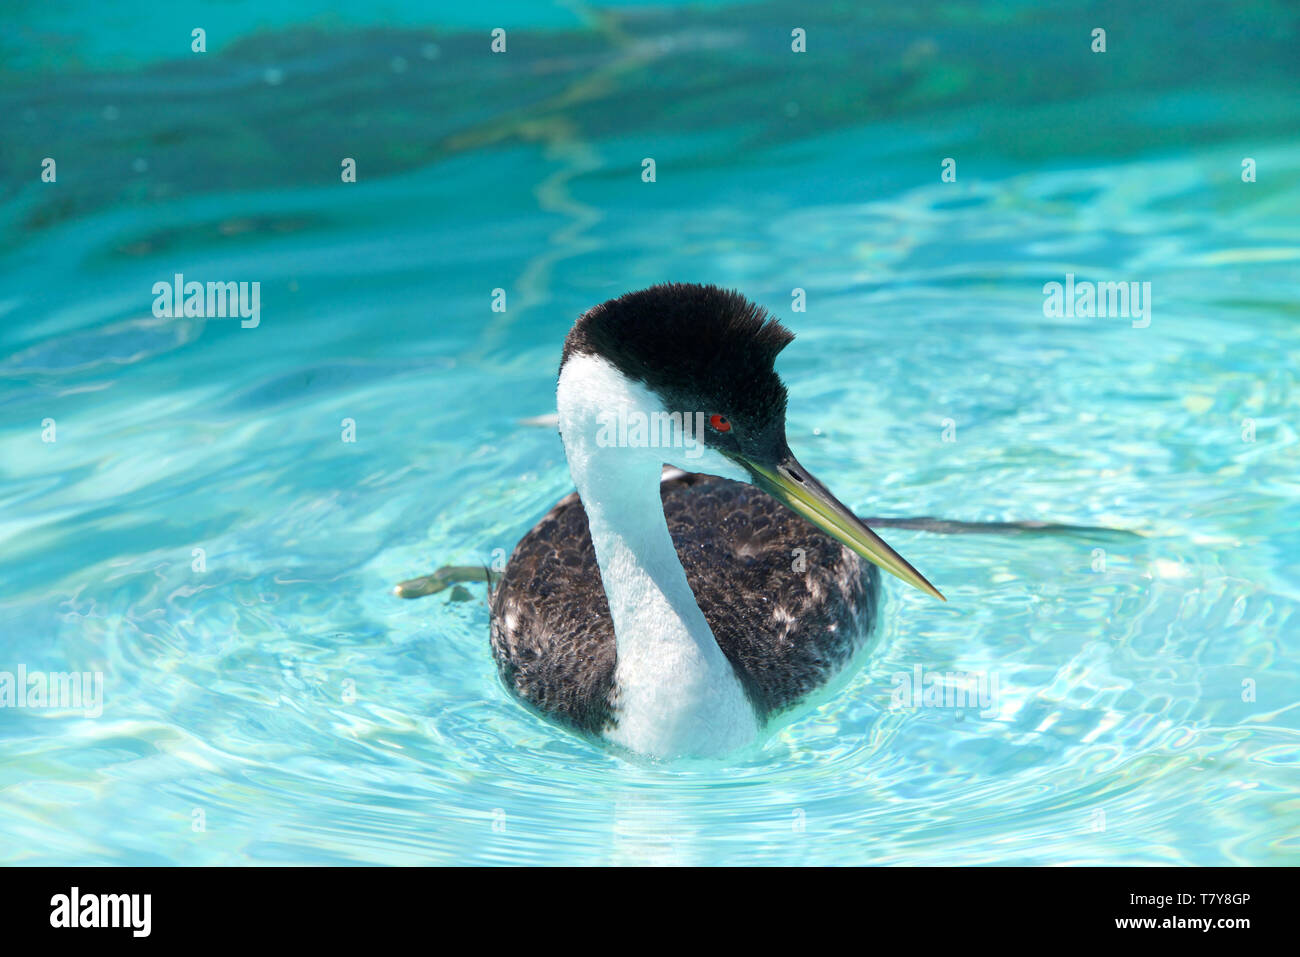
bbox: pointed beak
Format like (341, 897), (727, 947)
(744, 451), (945, 601)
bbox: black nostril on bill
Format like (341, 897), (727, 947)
(781, 465), (806, 484)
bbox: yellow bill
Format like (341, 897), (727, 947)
(746, 455), (945, 601)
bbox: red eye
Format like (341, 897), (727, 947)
(709, 414), (731, 433)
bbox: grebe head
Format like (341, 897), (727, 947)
(560, 282), (943, 600)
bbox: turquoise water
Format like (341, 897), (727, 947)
(1, 1), (1298, 865)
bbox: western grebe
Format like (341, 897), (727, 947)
(428, 283), (954, 758)
(394, 283), (1130, 757)
(394, 285), (1130, 758)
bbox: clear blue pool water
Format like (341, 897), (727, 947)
(1, 1), (1297, 865)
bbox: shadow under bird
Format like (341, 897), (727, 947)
(396, 283), (1130, 759)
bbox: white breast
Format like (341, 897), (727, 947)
(556, 353), (759, 759)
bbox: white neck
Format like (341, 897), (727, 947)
(556, 354), (759, 758)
